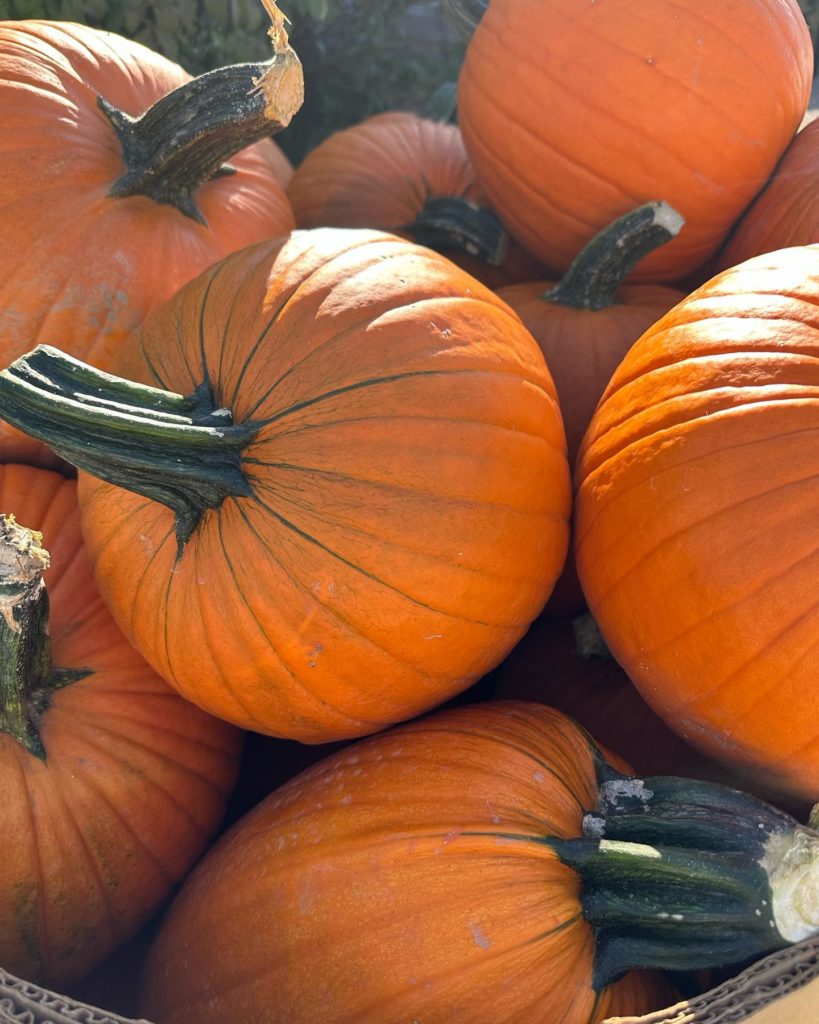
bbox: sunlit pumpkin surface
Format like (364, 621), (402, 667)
(575, 245), (819, 802)
(0, 464), (241, 988)
(141, 702), (672, 1023)
(77, 229), (572, 741)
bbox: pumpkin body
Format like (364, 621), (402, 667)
(287, 110), (544, 286)
(457, 0), (812, 281)
(76, 228), (571, 741)
(141, 702), (671, 1024)
(0, 19), (294, 466)
(0, 463), (241, 988)
(496, 281), (684, 464)
(575, 246), (819, 802)
(718, 118), (819, 270)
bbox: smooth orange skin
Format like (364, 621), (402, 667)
(0, 464), (241, 989)
(287, 111), (546, 287)
(0, 19), (294, 467)
(718, 119), (819, 271)
(575, 246), (819, 802)
(141, 702), (672, 1024)
(457, 0), (812, 283)
(77, 228), (571, 741)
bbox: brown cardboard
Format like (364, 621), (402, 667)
(604, 934), (819, 1023)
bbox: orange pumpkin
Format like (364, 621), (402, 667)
(0, 464), (241, 988)
(457, 0), (812, 282)
(287, 110), (544, 286)
(718, 118), (819, 271)
(141, 700), (818, 1024)
(0, 228), (571, 742)
(0, 9), (300, 467)
(575, 244), (819, 803)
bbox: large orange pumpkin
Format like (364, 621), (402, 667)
(287, 110), (543, 286)
(0, 464), (241, 989)
(0, 228), (571, 742)
(575, 244), (819, 803)
(457, 0), (812, 282)
(0, 8), (300, 467)
(718, 118), (819, 271)
(140, 700), (819, 1024)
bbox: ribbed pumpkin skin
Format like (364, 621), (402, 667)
(0, 464), (241, 989)
(141, 702), (671, 1024)
(457, 0), (812, 282)
(289, 112), (484, 229)
(718, 118), (819, 271)
(0, 19), (294, 467)
(78, 228), (571, 741)
(574, 246), (819, 802)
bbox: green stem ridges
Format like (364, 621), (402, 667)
(545, 756), (819, 989)
(544, 201), (685, 310)
(0, 347), (259, 556)
(404, 196), (509, 266)
(440, 0), (488, 38)
(100, 3), (303, 222)
(0, 516), (88, 760)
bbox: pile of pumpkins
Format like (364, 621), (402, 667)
(1, 1), (818, 1022)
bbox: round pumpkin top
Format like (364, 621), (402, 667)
(575, 244), (819, 801)
(0, 18), (295, 466)
(0, 462), (240, 989)
(457, 0), (813, 281)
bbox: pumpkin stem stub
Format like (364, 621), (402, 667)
(0, 516), (89, 759)
(404, 196), (509, 265)
(100, 0), (303, 222)
(0, 346), (259, 557)
(543, 201), (685, 310)
(546, 763), (819, 988)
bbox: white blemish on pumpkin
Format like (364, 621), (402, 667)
(532, 770), (545, 783)
(469, 922), (491, 950)
(424, 634), (443, 640)
(340, 794), (352, 806)
(598, 778), (654, 814)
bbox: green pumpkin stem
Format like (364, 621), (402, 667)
(404, 196), (509, 266)
(100, 2), (303, 223)
(0, 346), (259, 556)
(546, 761), (819, 988)
(544, 201), (685, 310)
(0, 516), (88, 760)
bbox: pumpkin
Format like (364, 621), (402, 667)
(0, 464), (241, 988)
(0, 228), (571, 742)
(574, 244), (819, 803)
(497, 201), (685, 614)
(287, 110), (544, 286)
(140, 701), (819, 1024)
(718, 118), (819, 271)
(456, 0), (813, 282)
(497, 202), (686, 465)
(0, 4), (301, 468)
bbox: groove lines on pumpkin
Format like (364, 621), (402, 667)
(10, 750), (50, 977)
(208, 504), (379, 731)
(579, 452), (819, 611)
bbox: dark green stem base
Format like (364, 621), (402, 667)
(0, 346), (259, 556)
(544, 201), (684, 310)
(404, 196), (508, 266)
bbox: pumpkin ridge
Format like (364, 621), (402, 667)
(577, 447), (819, 603)
(11, 748), (49, 973)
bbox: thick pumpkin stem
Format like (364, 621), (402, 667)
(0, 516), (87, 760)
(100, 0), (303, 223)
(404, 196), (509, 265)
(545, 762), (819, 989)
(0, 346), (259, 556)
(544, 202), (685, 310)
(441, 0), (488, 37)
